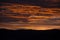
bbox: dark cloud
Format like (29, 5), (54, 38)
(0, 11), (30, 23)
(35, 13), (53, 16)
(0, 8), (29, 23)
(43, 18), (60, 26)
(0, 15), (19, 23)
(0, 15), (29, 23)
(0, 0), (60, 8)
(48, 18), (60, 20)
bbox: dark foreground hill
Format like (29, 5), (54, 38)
(0, 29), (60, 40)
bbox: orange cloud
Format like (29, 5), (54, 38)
(0, 3), (60, 30)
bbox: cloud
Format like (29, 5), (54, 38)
(0, 3), (60, 30)
(0, 0), (60, 8)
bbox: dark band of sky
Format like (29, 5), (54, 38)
(0, 0), (60, 8)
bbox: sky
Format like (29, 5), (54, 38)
(0, 0), (60, 30)
(0, 0), (60, 7)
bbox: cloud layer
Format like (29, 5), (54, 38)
(0, 2), (60, 30)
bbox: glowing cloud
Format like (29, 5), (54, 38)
(0, 3), (60, 30)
